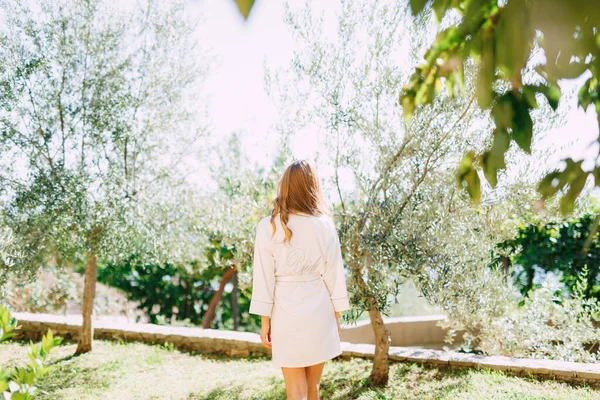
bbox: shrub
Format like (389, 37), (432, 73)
(0, 305), (62, 399)
(3, 267), (80, 314)
(436, 268), (600, 362)
(482, 269), (600, 362)
(494, 213), (600, 300)
(97, 253), (261, 331)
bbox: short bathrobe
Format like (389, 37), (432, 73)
(249, 212), (351, 368)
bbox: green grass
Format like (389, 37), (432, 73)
(1, 339), (599, 399)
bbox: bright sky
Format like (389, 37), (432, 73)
(191, 0), (295, 169)
(188, 0), (599, 186)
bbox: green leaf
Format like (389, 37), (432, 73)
(0, 379), (8, 393)
(11, 392), (28, 400)
(456, 63), (465, 92)
(538, 171), (564, 199)
(415, 70), (438, 105)
(0, 308), (10, 327)
(466, 168), (481, 204)
(457, 152), (481, 204)
(494, 0), (533, 86)
(410, 0), (429, 16)
(492, 94), (514, 129)
(538, 159), (586, 209)
(446, 72), (455, 98)
(558, 62), (589, 80)
(560, 170), (589, 215)
(593, 166), (600, 186)
(511, 98), (533, 154)
(432, 0), (450, 22)
(476, 32), (495, 109)
(578, 83), (592, 111)
(481, 151), (497, 187)
(577, 77), (597, 112)
(234, 0), (255, 20)
(521, 86), (539, 109)
(42, 329), (54, 354)
(1, 333), (16, 342)
(482, 128), (510, 187)
(533, 84), (561, 111)
(400, 90), (417, 121)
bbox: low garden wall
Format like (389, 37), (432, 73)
(13, 312), (266, 358)
(11, 312), (600, 384)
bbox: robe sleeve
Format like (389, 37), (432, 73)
(323, 217), (350, 312)
(249, 220), (275, 317)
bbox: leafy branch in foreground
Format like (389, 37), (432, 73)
(0, 305), (62, 399)
(401, 0), (599, 214)
(233, 0), (255, 19)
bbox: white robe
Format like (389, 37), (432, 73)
(249, 212), (351, 368)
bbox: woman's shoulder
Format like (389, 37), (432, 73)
(257, 215), (274, 231)
(313, 213), (333, 223)
(306, 213), (336, 231)
(255, 216), (274, 244)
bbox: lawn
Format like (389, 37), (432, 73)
(1, 340), (599, 399)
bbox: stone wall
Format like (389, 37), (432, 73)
(10, 312), (600, 384)
(13, 312), (268, 358)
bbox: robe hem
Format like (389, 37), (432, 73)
(271, 349), (343, 368)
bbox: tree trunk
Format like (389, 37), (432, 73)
(231, 270), (239, 331)
(368, 308), (391, 386)
(501, 256), (509, 278)
(182, 277), (192, 320)
(76, 251), (97, 354)
(201, 266), (237, 329)
(525, 266), (535, 293)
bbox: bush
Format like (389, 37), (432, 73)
(481, 269), (600, 362)
(97, 253), (261, 331)
(434, 267), (600, 362)
(3, 267), (80, 314)
(494, 213), (600, 299)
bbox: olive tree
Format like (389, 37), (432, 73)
(268, 0), (475, 385)
(0, 0), (207, 353)
(269, 0), (565, 385)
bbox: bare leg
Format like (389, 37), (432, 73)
(281, 367), (308, 400)
(305, 362), (325, 400)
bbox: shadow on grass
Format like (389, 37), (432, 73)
(188, 375), (286, 400)
(318, 361), (473, 400)
(48, 353), (79, 365)
(191, 351), (271, 363)
(186, 357), (472, 400)
(36, 353), (113, 400)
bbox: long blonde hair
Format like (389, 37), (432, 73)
(270, 160), (328, 244)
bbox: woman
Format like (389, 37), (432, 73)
(249, 160), (350, 400)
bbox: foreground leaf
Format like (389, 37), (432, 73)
(234, 0), (255, 20)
